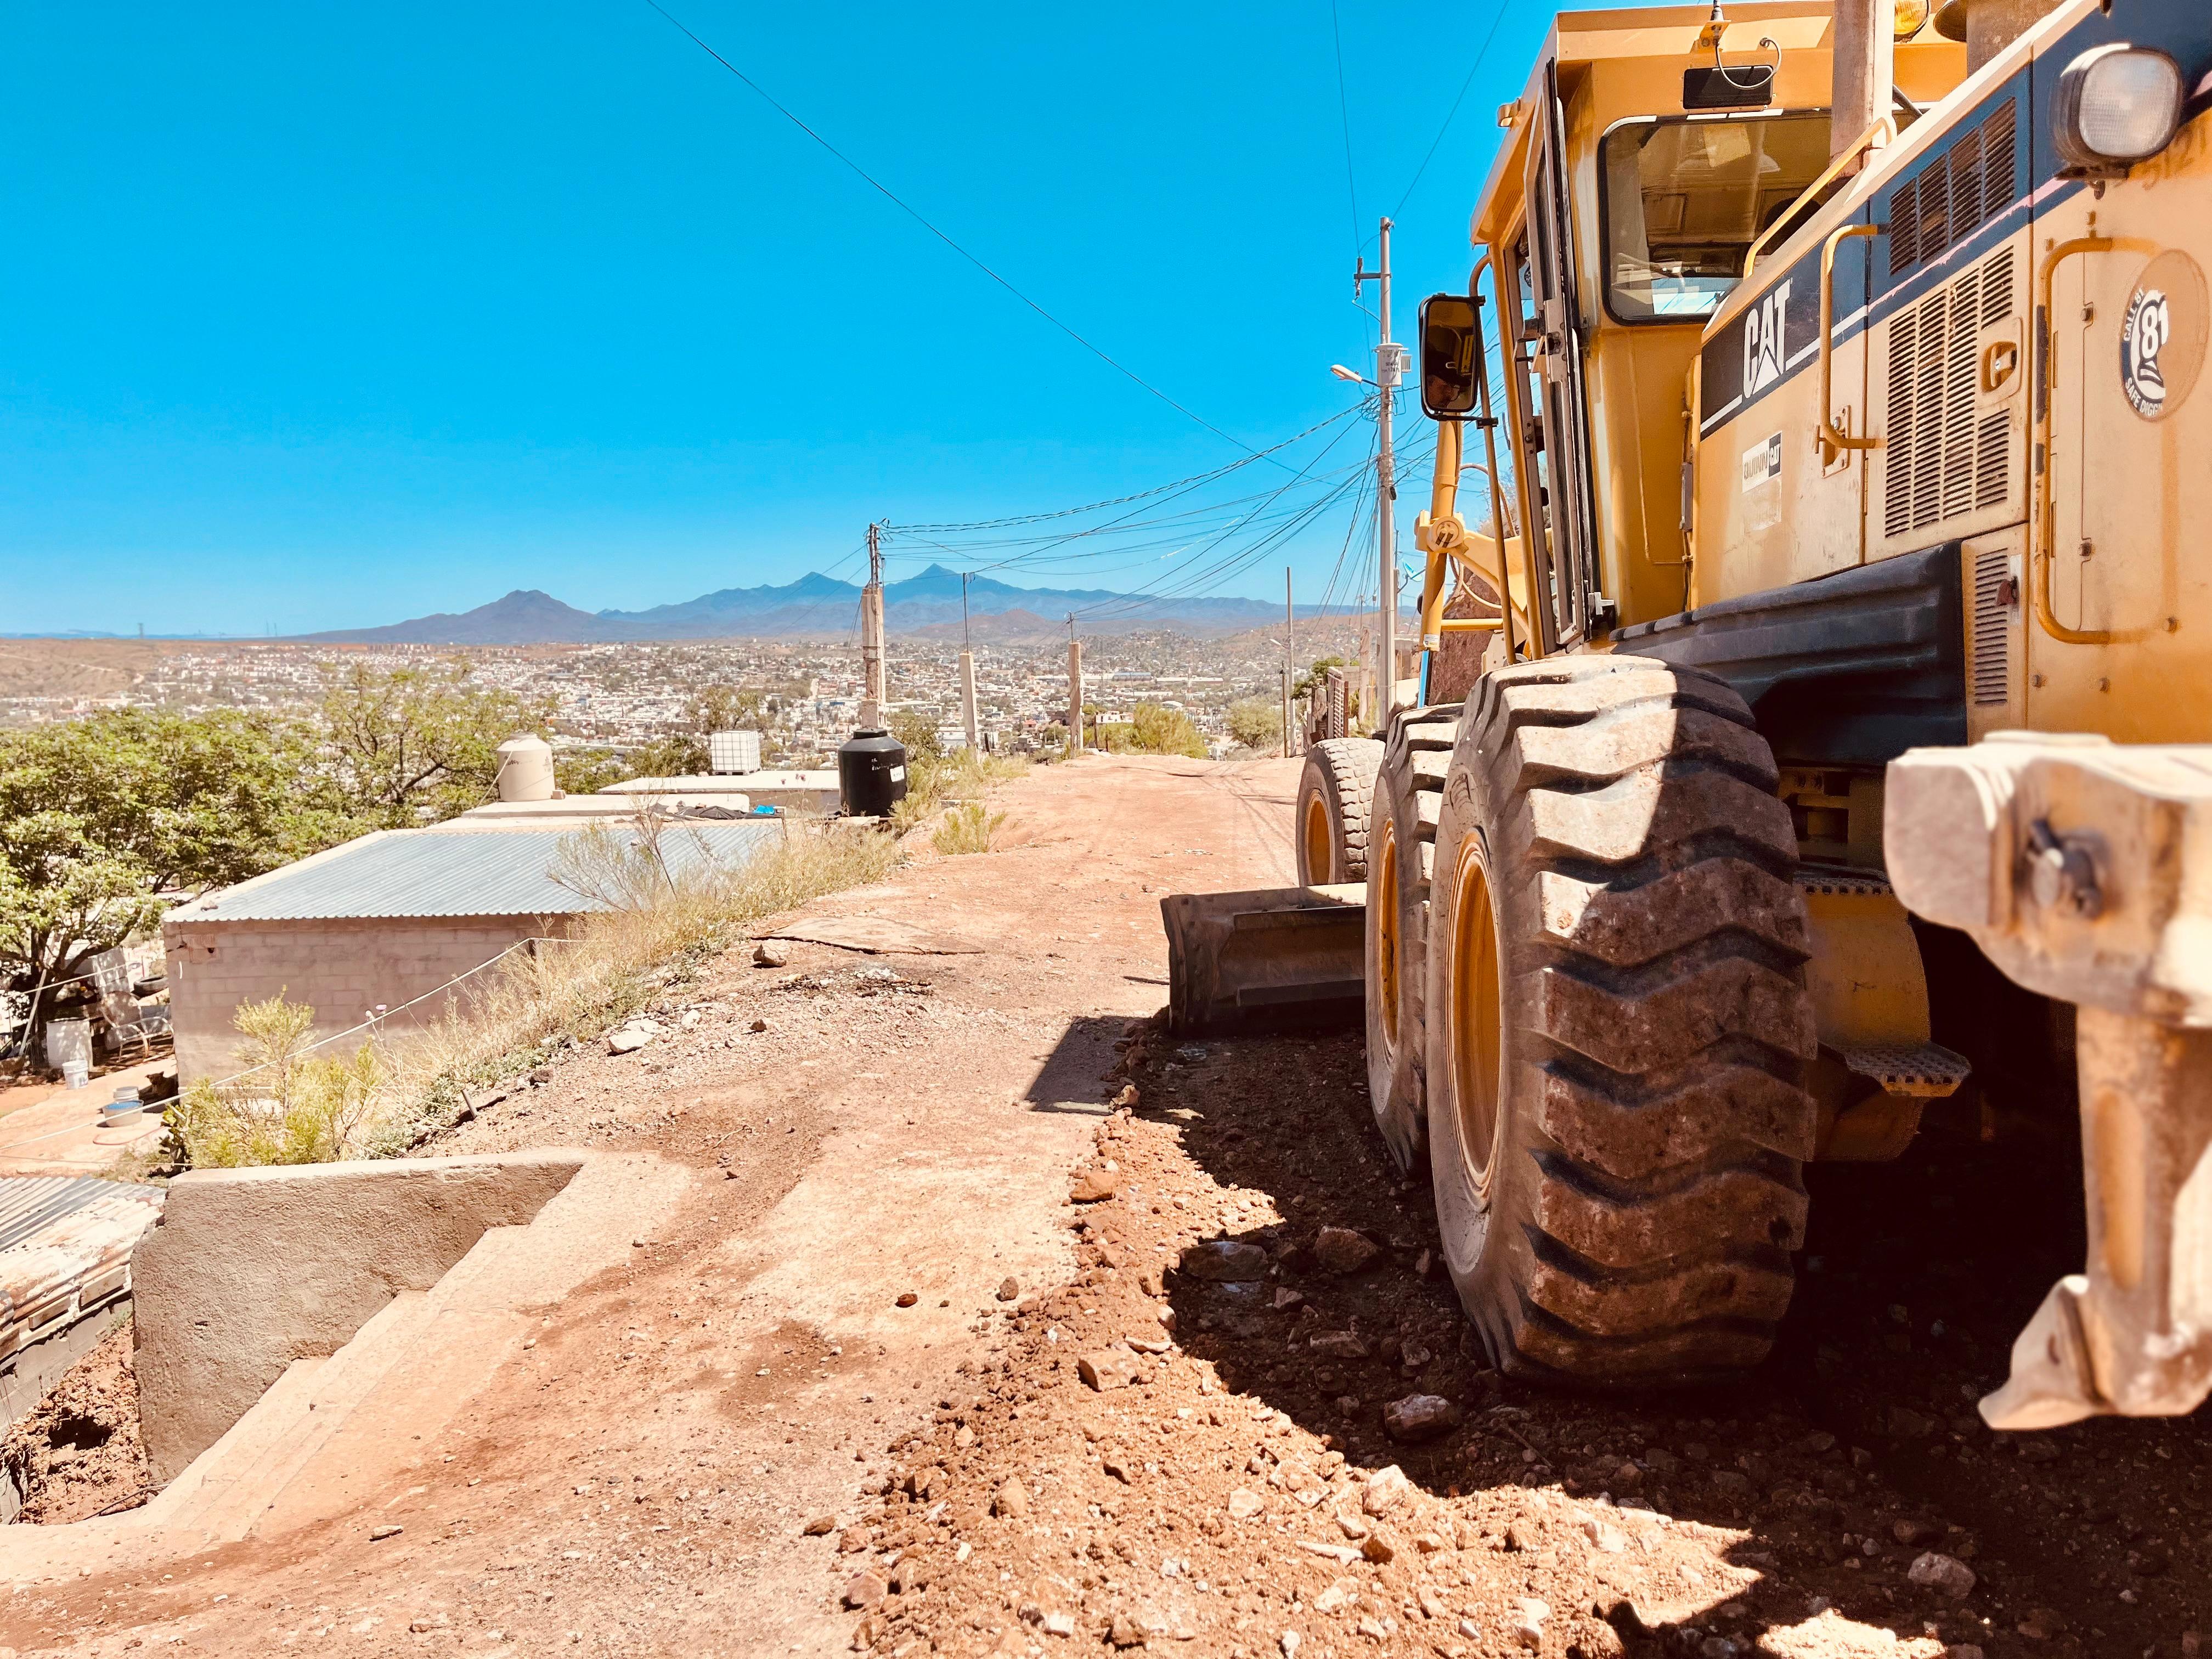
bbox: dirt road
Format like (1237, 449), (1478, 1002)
(6, 753), (2208, 1659)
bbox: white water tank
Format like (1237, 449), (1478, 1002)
(709, 730), (761, 775)
(494, 734), (556, 802)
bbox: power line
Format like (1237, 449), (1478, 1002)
(1392, 4), (1515, 217)
(640, 0), (1290, 469)
(885, 409), (1358, 535)
(1328, 0), (1361, 257)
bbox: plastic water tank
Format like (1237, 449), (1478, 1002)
(494, 734), (556, 802)
(837, 729), (908, 819)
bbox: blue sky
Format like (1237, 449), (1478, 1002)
(0, 2), (1556, 635)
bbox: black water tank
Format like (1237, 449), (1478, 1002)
(838, 728), (909, 818)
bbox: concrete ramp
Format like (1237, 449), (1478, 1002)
(0, 1151), (691, 1585)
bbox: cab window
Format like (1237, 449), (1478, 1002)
(1599, 113), (1832, 323)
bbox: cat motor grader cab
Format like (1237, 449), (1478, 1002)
(1166, 0), (2212, 1428)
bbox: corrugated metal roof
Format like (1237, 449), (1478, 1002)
(170, 821), (786, 923)
(0, 1176), (160, 1255)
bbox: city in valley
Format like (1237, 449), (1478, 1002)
(0, 622), (1365, 759)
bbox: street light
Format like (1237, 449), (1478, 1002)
(1329, 364), (1368, 384)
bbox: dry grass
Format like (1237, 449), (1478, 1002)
(364, 822), (901, 1153)
(889, 749), (1029, 834)
(160, 820), (902, 1166)
(932, 800), (1008, 856)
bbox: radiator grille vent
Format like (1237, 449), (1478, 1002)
(1971, 548), (2013, 706)
(1884, 245), (2017, 538)
(1889, 99), (2018, 277)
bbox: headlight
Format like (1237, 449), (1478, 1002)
(2055, 44), (2183, 172)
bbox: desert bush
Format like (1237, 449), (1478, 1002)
(932, 800), (1008, 856)
(168, 992), (382, 1167)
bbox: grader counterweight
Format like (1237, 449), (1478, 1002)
(1170, 0), (2212, 1426)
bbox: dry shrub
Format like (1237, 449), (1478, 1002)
(167, 820), (901, 1167)
(169, 992), (382, 1167)
(932, 800), (1008, 856)
(364, 821), (901, 1152)
(890, 749), (1029, 833)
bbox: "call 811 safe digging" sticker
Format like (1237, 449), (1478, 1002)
(2120, 250), (2208, 422)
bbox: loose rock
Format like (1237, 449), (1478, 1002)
(1312, 1227), (1381, 1274)
(802, 1515), (834, 1537)
(1383, 1393), (1461, 1443)
(752, 941), (788, 967)
(1226, 1489), (1264, 1521)
(895, 1291), (918, 1308)
(369, 1525), (403, 1542)
(1361, 1464), (1412, 1515)
(1906, 1552), (1977, 1598)
(1077, 1349), (1143, 1391)
(606, 1026), (651, 1056)
(1513, 1597), (1549, 1650)
(843, 1572), (887, 1610)
(1070, 1169), (1121, 1203)
(992, 1477), (1029, 1520)
(996, 1277), (1020, 1301)
(1178, 1239), (1269, 1282)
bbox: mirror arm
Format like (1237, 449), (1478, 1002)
(1414, 418), (1465, 651)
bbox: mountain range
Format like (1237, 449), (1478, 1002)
(292, 567), (1366, 644)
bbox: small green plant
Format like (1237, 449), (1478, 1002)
(932, 800), (1008, 856)
(168, 992), (382, 1167)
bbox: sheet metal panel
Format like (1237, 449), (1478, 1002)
(172, 821), (786, 923)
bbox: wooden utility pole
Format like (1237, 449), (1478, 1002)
(1830, 0), (1894, 162)
(1066, 614), (1084, 754)
(860, 522), (887, 731)
(959, 572), (980, 752)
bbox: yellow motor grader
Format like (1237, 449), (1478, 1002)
(1169, 0), (2212, 1429)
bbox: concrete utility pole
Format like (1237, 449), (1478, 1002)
(860, 522), (887, 731)
(1284, 567), (1296, 757)
(1830, 0), (1895, 162)
(1357, 218), (1402, 719)
(1066, 615), (1084, 754)
(959, 573), (980, 753)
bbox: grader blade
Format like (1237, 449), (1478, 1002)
(1160, 884), (1366, 1037)
(1888, 735), (2212, 1428)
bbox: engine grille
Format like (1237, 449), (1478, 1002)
(1883, 244), (2017, 539)
(1970, 545), (2013, 707)
(1889, 99), (2017, 278)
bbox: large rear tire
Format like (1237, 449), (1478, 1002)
(1362, 705), (1459, 1171)
(1295, 739), (1384, 885)
(1424, 656), (1818, 1384)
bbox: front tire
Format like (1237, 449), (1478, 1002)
(1295, 738), (1384, 885)
(1363, 705), (1458, 1171)
(1425, 656), (1818, 1384)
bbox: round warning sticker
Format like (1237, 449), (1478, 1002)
(2120, 250), (2208, 421)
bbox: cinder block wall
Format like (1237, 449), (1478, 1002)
(162, 914), (579, 1085)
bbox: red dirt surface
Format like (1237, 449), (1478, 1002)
(1, 755), (2204, 1659)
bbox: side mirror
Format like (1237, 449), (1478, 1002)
(1419, 293), (1486, 419)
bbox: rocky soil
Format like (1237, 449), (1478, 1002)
(1, 755), (2204, 1659)
(3, 1323), (151, 1526)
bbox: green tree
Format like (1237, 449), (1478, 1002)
(686, 684), (766, 733)
(1128, 703), (1209, 758)
(888, 710), (944, 764)
(628, 734), (706, 778)
(316, 661), (554, 824)
(1225, 696), (1283, 752)
(0, 710), (330, 1064)
(1293, 655), (1348, 701)
(553, 748), (631, 796)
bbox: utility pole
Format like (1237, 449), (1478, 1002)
(959, 573), (980, 753)
(860, 522), (887, 731)
(1284, 566), (1296, 758)
(1830, 0), (1895, 164)
(1066, 614), (1084, 754)
(1357, 218), (1402, 720)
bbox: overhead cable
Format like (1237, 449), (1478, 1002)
(640, 0), (1291, 469)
